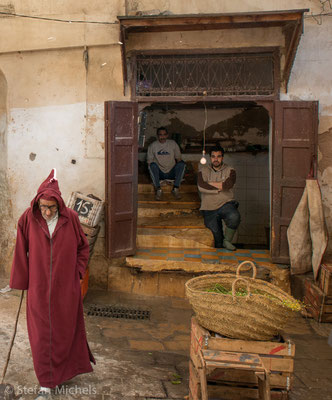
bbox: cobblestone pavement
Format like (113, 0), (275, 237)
(0, 281), (331, 399)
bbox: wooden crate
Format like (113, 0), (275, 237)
(189, 361), (288, 400)
(81, 223), (100, 257)
(304, 278), (332, 322)
(189, 317), (294, 399)
(318, 263), (332, 296)
(81, 223), (101, 241)
(80, 268), (89, 299)
(67, 192), (104, 227)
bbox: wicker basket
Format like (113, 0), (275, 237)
(185, 261), (300, 341)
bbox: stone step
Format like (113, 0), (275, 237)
(137, 227), (214, 249)
(138, 192), (200, 205)
(138, 183), (198, 194)
(125, 249), (291, 293)
(126, 256), (240, 274)
(138, 203), (199, 217)
(137, 214), (204, 230)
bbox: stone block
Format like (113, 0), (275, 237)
(157, 274), (188, 298)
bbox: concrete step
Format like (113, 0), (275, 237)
(137, 213), (204, 230)
(126, 255), (240, 273)
(126, 255), (271, 277)
(138, 203), (199, 217)
(137, 227), (214, 249)
(138, 183), (198, 194)
(138, 192), (200, 205)
(125, 249), (291, 295)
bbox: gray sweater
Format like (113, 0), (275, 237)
(147, 139), (182, 173)
(197, 163), (236, 210)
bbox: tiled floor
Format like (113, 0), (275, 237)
(134, 247), (273, 267)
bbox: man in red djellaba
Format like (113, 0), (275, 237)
(10, 169), (95, 399)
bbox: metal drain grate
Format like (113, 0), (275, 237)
(86, 304), (150, 320)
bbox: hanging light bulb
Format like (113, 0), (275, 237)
(200, 150), (207, 165)
(200, 103), (208, 165)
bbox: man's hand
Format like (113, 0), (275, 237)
(210, 181), (223, 191)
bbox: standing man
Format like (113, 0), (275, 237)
(147, 127), (186, 200)
(10, 169), (95, 399)
(198, 145), (240, 250)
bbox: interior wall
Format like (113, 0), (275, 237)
(228, 152), (269, 246)
(139, 104), (270, 246)
(140, 106), (269, 152)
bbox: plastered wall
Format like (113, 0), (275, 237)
(1, 0), (332, 283)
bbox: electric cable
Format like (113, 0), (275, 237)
(0, 11), (118, 25)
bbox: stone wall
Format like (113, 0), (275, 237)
(0, 0), (332, 285)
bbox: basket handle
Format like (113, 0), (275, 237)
(236, 261), (257, 279)
(232, 278), (251, 301)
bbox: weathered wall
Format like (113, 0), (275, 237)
(0, 69), (14, 277)
(0, 0), (332, 283)
(141, 106), (269, 150)
(280, 14), (332, 257)
(0, 0), (126, 282)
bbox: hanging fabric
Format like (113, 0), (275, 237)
(287, 159), (328, 279)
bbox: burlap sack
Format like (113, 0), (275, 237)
(287, 179), (328, 279)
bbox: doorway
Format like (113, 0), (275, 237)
(137, 101), (270, 250)
(105, 100), (318, 262)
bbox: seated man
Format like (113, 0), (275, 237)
(147, 127), (186, 200)
(197, 145), (240, 250)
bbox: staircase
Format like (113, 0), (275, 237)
(136, 183), (214, 249)
(119, 182), (290, 298)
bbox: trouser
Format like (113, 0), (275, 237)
(202, 201), (241, 248)
(148, 161), (186, 189)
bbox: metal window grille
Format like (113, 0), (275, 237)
(135, 53), (275, 97)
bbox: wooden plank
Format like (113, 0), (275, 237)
(208, 385), (289, 400)
(205, 355), (293, 374)
(271, 101), (318, 263)
(190, 317), (294, 391)
(202, 350), (262, 366)
(207, 369), (292, 389)
(260, 356), (294, 373)
(105, 101), (138, 258)
(304, 297), (332, 323)
(206, 337), (295, 358)
(305, 279), (332, 305)
(118, 10), (308, 29)
(190, 344), (204, 371)
(81, 224), (100, 237)
(318, 263), (332, 296)
(189, 360), (201, 400)
(256, 371), (271, 400)
(198, 367), (208, 400)
(191, 317), (295, 356)
(205, 360), (265, 372)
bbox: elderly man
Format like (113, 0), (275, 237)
(147, 127), (186, 200)
(10, 169), (95, 399)
(198, 145), (241, 250)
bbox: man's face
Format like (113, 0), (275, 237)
(157, 129), (168, 144)
(39, 199), (58, 221)
(210, 151), (224, 169)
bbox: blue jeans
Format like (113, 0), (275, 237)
(202, 201), (241, 248)
(148, 161), (186, 189)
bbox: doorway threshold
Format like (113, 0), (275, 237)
(130, 247), (272, 266)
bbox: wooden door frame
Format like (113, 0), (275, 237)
(105, 98), (317, 263)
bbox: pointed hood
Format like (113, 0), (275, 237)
(31, 168), (67, 216)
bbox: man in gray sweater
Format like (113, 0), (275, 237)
(147, 127), (186, 200)
(197, 145), (240, 250)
